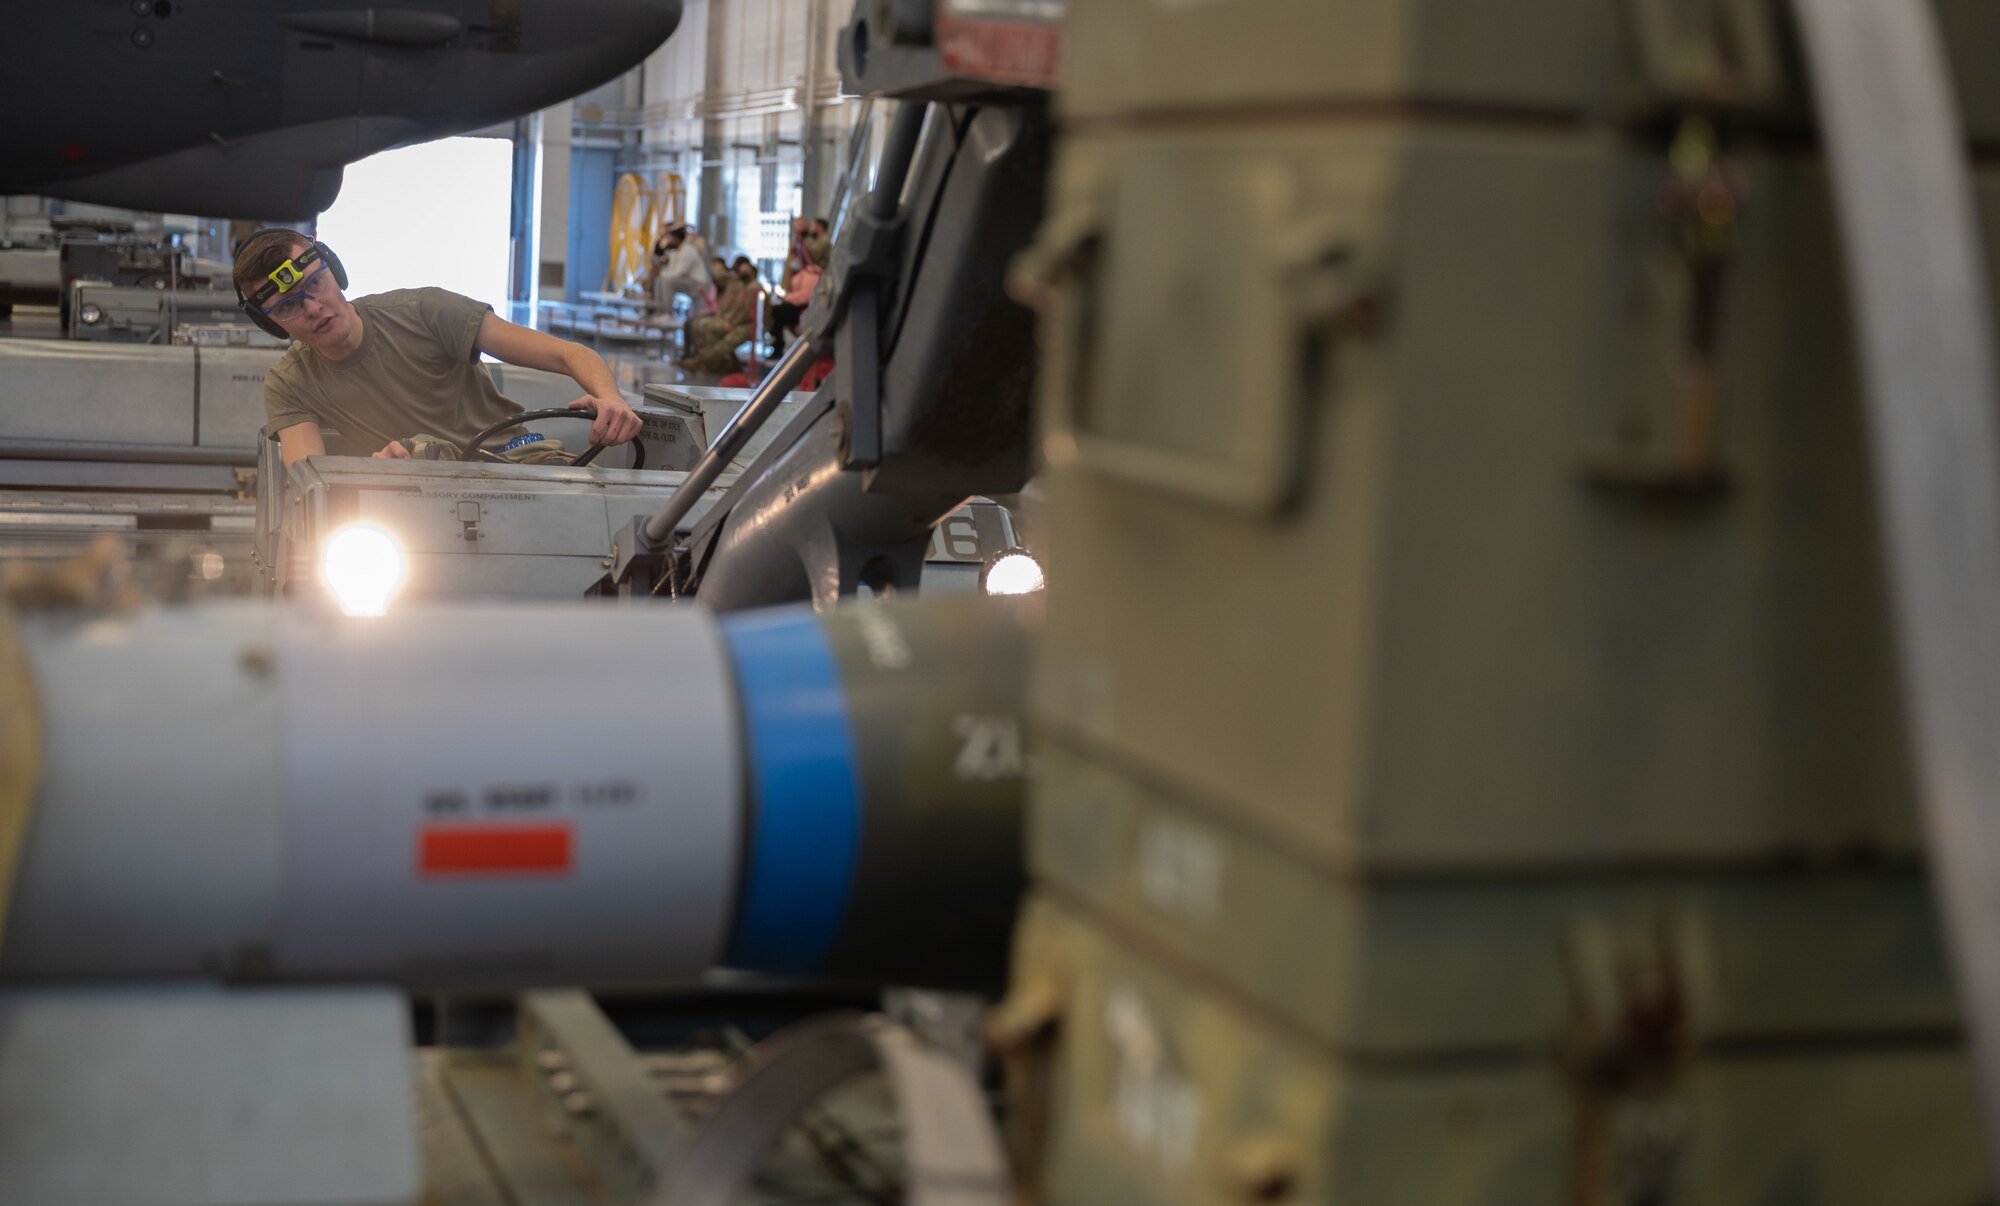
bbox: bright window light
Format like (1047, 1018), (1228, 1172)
(315, 137), (513, 313)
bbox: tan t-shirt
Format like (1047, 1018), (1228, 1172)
(262, 287), (527, 456)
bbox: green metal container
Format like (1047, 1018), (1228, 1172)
(1003, 2), (2000, 1199)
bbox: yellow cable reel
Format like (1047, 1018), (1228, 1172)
(653, 172), (687, 238)
(606, 172), (653, 294)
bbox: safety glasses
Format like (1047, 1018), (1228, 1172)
(259, 262), (333, 323)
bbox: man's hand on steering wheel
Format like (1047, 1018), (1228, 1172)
(569, 394), (642, 445)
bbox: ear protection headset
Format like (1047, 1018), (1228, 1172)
(235, 240), (349, 340)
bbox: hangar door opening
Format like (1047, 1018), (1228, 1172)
(315, 137), (513, 314)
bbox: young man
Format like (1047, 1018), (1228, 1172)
(233, 229), (642, 469)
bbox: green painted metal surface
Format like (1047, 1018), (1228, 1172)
(1004, 1), (2000, 1199)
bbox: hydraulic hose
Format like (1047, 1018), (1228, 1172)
(456, 407), (642, 470)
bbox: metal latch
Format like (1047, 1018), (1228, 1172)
(1561, 913), (1706, 1206)
(1036, 151), (1370, 516)
(457, 501), (480, 542)
(1585, 115), (1740, 498)
(1626, 0), (1782, 111)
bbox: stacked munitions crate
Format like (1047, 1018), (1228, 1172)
(996, 2), (2000, 1201)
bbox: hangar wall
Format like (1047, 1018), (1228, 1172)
(533, 0), (873, 302)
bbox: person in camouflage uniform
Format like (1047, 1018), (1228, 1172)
(678, 256), (764, 376)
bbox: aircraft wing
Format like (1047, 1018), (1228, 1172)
(0, 0), (682, 218)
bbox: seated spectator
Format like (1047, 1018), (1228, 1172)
(678, 256), (763, 375)
(768, 218), (828, 356)
(650, 225), (712, 324)
(731, 255), (767, 310)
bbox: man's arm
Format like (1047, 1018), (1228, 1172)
(276, 422), (327, 469)
(474, 312), (642, 446)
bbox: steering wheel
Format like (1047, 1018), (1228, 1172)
(455, 407), (646, 470)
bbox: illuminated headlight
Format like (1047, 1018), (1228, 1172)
(78, 303), (104, 326)
(321, 524), (406, 616)
(980, 548), (1045, 596)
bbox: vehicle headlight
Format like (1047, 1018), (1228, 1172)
(322, 524), (406, 616)
(980, 548), (1045, 596)
(78, 303), (103, 326)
